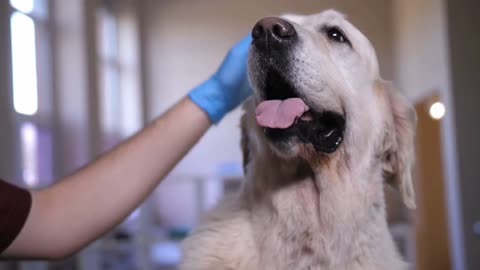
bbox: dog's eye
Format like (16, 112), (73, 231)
(325, 27), (350, 45)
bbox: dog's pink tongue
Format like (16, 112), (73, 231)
(256, 98), (308, 129)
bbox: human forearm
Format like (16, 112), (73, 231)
(4, 97), (210, 259)
(2, 33), (252, 259)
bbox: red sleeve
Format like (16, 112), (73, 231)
(0, 179), (32, 254)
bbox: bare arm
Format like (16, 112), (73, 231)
(3, 97), (210, 259)
(1, 34), (252, 259)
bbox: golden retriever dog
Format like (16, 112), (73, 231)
(180, 9), (416, 270)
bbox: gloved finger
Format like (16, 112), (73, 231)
(217, 33), (253, 85)
(230, 34), (253, 57)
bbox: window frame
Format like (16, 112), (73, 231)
(7, 0), (55, 187)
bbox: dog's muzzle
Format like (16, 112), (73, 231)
(249, 17), (345, 155)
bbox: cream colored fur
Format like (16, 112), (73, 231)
(180, 10), (416, 270)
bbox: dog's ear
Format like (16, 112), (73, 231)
(380, 81), (417, 209)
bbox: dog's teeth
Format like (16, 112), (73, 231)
(300, 112), (314, 121)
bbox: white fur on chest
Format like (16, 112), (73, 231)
(180, 174), (406, 270)
(246, 175), (400, 270)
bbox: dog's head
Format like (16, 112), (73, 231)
(244, 10), (416, 208)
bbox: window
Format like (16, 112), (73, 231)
(97, 7), (121, 150)
(10, 2), (38, 115)
(9, 0), (53, 188)
(10, 0), (34, 13)
(97, 5), (142, 151)
(20, 122), (39, 186)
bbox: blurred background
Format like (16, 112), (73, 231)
(0, 0), (478, 269)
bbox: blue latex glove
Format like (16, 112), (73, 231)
(188, 34), (253, 124)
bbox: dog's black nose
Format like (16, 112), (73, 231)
(252, 17), (296, 48)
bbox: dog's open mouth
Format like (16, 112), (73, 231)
(255, 70), (346, 153)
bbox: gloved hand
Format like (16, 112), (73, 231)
(188, 34), (253, 124)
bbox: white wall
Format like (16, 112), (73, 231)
(392, 0), (451, 101)
(139, 0), (395, 178)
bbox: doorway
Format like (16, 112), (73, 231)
(414, 94), (451, 270)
